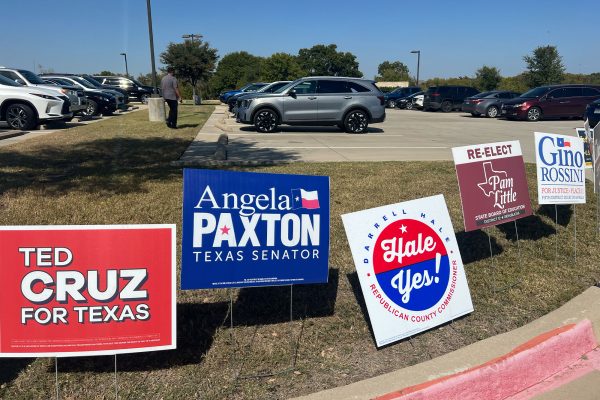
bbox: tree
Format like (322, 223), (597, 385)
(160, 38), (218, 99)
(98, 70), (117, 76)
(297, 44), (362, 77)
(523, 45), (565, 87)
(475, 66), (502, 91)
(209, 51), (264, 96)
(498, 73), (530, 93)
(375, 61), (409, 82)
(261, 53), (304, 82)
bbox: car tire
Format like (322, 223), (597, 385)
(344, 109), (369, 134)
(386, 100), (396, 108)
(6, 103), (37, 130)
(83, 99), (99, 116)
(486, 106), (499, 118)
(405, 101), (414, 110)
(254, 109), (279, 133)
(526, 107), (542, 122)
(441, 100), (452, 112)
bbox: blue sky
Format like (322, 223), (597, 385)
(2, 0), (598, 81)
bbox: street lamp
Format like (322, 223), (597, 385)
(182, 33), (203, 105)
(410, 50), (421, 87)
(145, 0), (165, 123)
(120, 52), (129, 77)
(146, 0), (158, 96)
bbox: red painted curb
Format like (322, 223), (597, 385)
(375, 319), (598, 400)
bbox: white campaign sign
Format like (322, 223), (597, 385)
(341, 195), (473, 348)
(535, 132), (586, 204)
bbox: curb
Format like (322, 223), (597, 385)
(0, 130), (27, 140)
(376, 320), (598, 400)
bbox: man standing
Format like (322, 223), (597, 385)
(161, 67), (181, 128)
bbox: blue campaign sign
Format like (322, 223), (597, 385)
(181, 169), (330, 289)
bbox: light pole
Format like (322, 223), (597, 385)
(410, 50), (421, 87)
(182, 33), (203, 105)
(120, 52), (129, 77)
(146, 0), (158, 96)
(145, 0), (165, 122)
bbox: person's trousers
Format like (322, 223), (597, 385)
(165, 99), (178, 127)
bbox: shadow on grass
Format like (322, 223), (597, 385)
(537, 204), (573, 227)
(0, 359), (34, 388)
(232, 269), (339, 326)
(346, 271), (376, 344)
(456, 230), (503, 264)
(496, 215), (557, 241)
(53, 301), (230, 373)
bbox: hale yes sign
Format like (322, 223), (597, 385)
(0, 225), (176, 357)
(452, 141), (532, 231)
(181, 169), (330, 289)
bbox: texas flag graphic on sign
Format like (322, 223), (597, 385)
(557, 137), (571, 148)
(291, 189), (320, 209)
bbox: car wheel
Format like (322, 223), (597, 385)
(254, 109), (279, 133)
(6, 103), (37, 130)
(344, 109), (368, 133)
(526, 107), (542, 122)
(140, 94), (150, 104)
(441, 100), (452, 112)
(386, 100), (396, 108)
(486, 106), (499, 118)
(83, 99), (99, 116)
(405, 101), (414, 110)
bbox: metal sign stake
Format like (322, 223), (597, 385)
(485, 229), (496, 292)
(574, 205), (577, 263)
(55, 357), (59, 400)
(555, 205), (559, 267)
(114, 354), (118, 400)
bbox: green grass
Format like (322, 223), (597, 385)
(0, 108), (599, 399)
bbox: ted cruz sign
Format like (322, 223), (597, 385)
(535, 132), (586, 204)
(342, 195), (473, 347)
(0, 225), (176, 357)
(452, 141), (532, 231)
(181, 169), (330, 289)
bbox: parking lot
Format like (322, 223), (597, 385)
(186, 106), (584, 164)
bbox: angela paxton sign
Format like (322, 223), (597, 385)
(535, 132), (586, 204)
(342, 195), (473, 347)
(181, 169), (329, 289)
(452, 141), (532, 231)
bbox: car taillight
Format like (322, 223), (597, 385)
(377, 96), (385, 106)
(431, 93), (440, 96)
(472, 99), (483, 104)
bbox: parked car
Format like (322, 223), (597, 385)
(229, 81), (291, 112)
(0, 67), (86, 116)
(423, 85), (479, 112)
(585, 98), (600, 129)
(42, 75), (127, 112)
(462, 90), (521, 118)
(396, 90), (424, 110)
(43, 77), (118, 116)
(383, 86), (422, 108)
(219, 83), (267, 104)
(236, 76), (385, 133)
(501, 85), (600, 121)
(93, 76), (154, 103)
(0, 75), (71, 130)
(54, 74), (130, 104)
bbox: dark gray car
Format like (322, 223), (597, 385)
(462, 90), (521, 118)
(236, 77), (386, 133)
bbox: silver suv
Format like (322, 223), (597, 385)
(236, 77), (386, 133)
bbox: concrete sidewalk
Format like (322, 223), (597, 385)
(292, 286), (600, 400)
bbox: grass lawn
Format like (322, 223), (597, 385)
(0, 107), (599, 399)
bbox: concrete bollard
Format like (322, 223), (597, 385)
(148, 97), (166, 122)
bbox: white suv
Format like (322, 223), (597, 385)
(0, 75), (71, 130)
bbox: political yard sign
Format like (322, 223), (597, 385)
(575, 128), (593, 169)
(0, 225), (176, 357)
(181, 169), (329, 289)
(452, 141), (532, 231)
(535, 132), (586, 204)
(342, 195), (473, 347)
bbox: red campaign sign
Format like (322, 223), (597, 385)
(0, 225), (176, 357)
(452, 141), (532, 231)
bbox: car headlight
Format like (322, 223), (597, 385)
(31, 93), (59, 100)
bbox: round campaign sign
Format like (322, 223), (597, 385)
(373, 219), (450, 311)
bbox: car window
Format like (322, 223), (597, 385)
(0, 70), (21, 82)
(549, 88), (565, 98)
(266, 82), (289, 92)
(0, 75), (22, 86)
(292, 80), (317, 94)
(583, 87), (600, 96)
(318, 80), (351, 94)
(18, 70), (46, 84)
(348, 82), (370, 93)
(563, 87), (582, 97)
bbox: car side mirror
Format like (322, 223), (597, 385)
(15, 79), (25, 85)
(288, 89), (297, 98)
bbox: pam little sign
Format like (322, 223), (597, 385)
(342, 195), (473, 347)
(452, 141), (532, 231)
(535, 132), (586, 204)
(0, 225), (176, 357)
(181, 169), (329, 289)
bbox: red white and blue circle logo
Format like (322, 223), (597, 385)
(373, 219), (450, 311)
